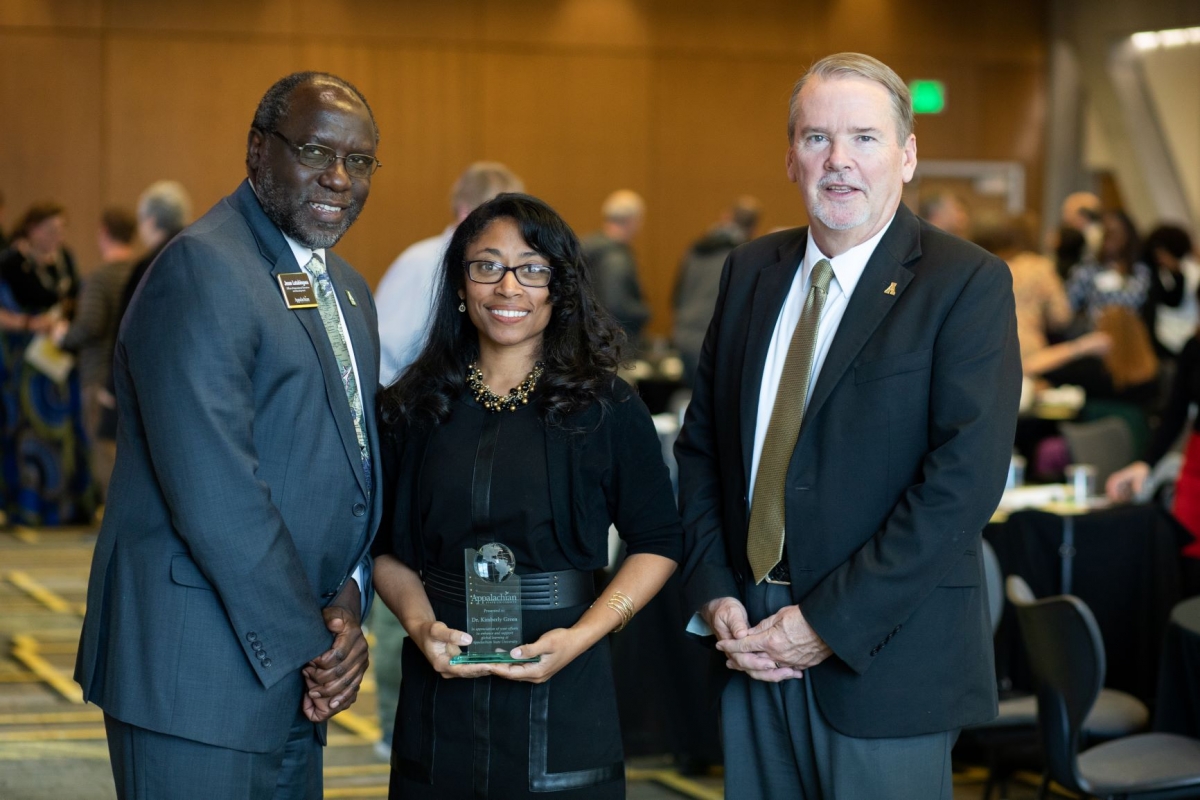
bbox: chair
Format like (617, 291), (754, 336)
(1006, 575), (1200, 799)
(1059, 416), (1135, 487)
(969, 543), (1149, 800)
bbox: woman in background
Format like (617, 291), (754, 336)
(1066, 210), (1151, 321)
(373, 193), (680, 799)
(0, 202), (91, 524)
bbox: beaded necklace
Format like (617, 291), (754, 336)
(467, 361), (544, 412)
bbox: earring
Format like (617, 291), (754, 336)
(458, 301), (466, 313)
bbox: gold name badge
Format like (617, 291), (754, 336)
(277, 272), (318, 309)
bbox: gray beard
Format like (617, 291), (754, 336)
(256, 168), (361, 249)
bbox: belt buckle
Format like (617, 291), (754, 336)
(764, 561), (791, 586)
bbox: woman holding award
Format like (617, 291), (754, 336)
(373, 193), (681, 799)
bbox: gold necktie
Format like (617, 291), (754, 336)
(746, 258), (834, 584)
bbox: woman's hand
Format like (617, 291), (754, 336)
(412, 620), (493, 679)
(487, 627), (591, 685)
(1106, 461), (1150, 502)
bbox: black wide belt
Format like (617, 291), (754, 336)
(423, 564), (595, 610)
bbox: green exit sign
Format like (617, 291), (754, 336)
(909, 80), (945, 114)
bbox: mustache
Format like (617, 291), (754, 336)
(817, 175), (866, 192)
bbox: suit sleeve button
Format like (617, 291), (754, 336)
(352, 503), (366, 517)
(246, 632), (258, 642)
(251, 641), (263, 651)
(262, 658), (272, 668)
(256, 650), (266, 660)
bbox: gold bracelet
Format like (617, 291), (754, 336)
(605, 591), (636, 633)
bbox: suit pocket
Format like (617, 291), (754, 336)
(170, 554), (213, 591)
(855, 349), (933, 384)
(937, 550), (982, 587)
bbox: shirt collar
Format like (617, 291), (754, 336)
(803, 214), (895, 298)
(281, 233), (326, 272)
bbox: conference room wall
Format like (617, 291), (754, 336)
(0, 0), (1046, 338)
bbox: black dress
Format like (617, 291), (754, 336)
(383, 384), (681, 799)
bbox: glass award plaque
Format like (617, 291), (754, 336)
(449, 544), (540, 664)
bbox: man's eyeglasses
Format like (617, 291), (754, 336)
(465, 260), (554, 288)
(266, 129), (381, 179)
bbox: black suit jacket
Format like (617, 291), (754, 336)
(676, 203), (1021, 737)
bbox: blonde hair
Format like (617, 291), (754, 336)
(1096, 306), (1158, 390)
(788, 52), (914, 144)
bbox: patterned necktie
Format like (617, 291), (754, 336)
(307, 254), (372, 489)
(746, 258), (835, 584)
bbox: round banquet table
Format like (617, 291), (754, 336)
(1154, 596), (1200, 736)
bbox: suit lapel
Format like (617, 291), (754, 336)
(801, 205), (920, 431)
(739, 231), (807, 492)
(269, 253), (371, 498)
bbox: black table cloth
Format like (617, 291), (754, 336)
(1155, 596), (1200, 736)
(986, 504), (1191, 706)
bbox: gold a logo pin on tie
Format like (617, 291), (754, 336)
(884, 282), (897, 296)
(346, 289), (357, 307)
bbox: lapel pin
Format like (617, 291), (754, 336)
(346, 289), (357, 307)
(884, 282), (897, 296)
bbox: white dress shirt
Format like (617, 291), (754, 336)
(686, 218), (895, 635)
(375, 226), (455, 385)
(747, 220), (893, 505)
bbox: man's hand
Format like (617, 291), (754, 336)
(701, 596), (802, 681)
(717, 604), (830, 682)
(700, 596), (751, 641)
(302, 580), (368, 722)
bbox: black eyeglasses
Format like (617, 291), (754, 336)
(266, 129), (381, 179)
(465, 260), (554, 288)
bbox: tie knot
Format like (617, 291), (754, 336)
(811, 258), (834, 294)
(306, 253), (326, 276)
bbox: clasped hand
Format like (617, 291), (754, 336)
(302, 605), (369, 723)
(413, 619), (589, 685)
(703, 597), (832, 683)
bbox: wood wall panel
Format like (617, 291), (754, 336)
(0, 33), (103, 273)
(0, 0), (101, 29)
(647, 56), (810, 322)
(478, 52), (651, 238)
(481, 0), (652, 49)
(102, 0), (296, 36)
(296, 44), (478, 282)
(292, 0), (480, 44)
(0, 0), (1048, 333)
(103, 37), (295, 228)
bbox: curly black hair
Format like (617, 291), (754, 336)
(379, 193), (626, 429)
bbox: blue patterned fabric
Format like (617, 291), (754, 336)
(0, 279), (93, 525)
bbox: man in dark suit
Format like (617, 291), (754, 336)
(676, 53), (1021, 798)
(75, 72), (384, 799)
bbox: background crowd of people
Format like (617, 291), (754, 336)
(4, 180), (1198, 537)
(0, 183), (192, 526)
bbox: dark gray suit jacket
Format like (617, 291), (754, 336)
(75, 180), (382, 754)
(676, 204), (1021, 737)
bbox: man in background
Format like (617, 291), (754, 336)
(919, 191), (970, 239)
(672, 196), (761, 385)
(582, 189), (650, 349)
(375, 161), (523, 385)
(54, 207), (137, 502)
